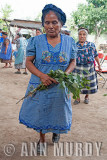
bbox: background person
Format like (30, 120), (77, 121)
(19, 4), (77, 153)
(73, 27), (101, 105)
(61, 29), (71, 36)
(36, 28), (43, 36)
(0, 29), (4, 52)
(0, 31), (12, 68)
(13, 33), (28, 74)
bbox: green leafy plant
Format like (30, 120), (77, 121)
(16, 69), (90, 104)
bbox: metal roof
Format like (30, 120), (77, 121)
(9, 19), (42, 29)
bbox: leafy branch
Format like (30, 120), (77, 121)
(16, 69), (90, 104)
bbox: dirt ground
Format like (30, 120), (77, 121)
(0, 62), (107, 160)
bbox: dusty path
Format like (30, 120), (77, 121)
(0, 63), (107, 160)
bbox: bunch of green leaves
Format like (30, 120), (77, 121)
(48, 69), (90, 99)
(16, 69), (90, 104)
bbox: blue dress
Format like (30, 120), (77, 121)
(0, 33), (3, 42)
(0, 38), (12, 60)
(14, 37), (25, 65)
(0, 33), (3, 52)
(13, 37), (27, 69)
(19, 34), (77, 134)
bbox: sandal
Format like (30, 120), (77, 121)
(23, 72), (28, 75)
(14, 71), (21, 74)
(84, 98), (89, 104)
(2, 66), (9, 68)
(8, 66), (13, 68)
(73, 100), (80, 105)
(52, 133), (60, 143)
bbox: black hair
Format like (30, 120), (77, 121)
(36, 28), (43, 33)
(2, 31), (8, 35)
(17, 33), (23, 37)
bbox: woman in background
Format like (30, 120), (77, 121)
(36, 28), (43, 36)
(0, 29), (4, 52)
(73, 27), (101, 105)
(0, 31), (12, 68)
(13, 33), (28, 74)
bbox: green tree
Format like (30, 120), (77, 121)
(66, 18), (78, 41)
(35, 13), (42, 21)
(1, 4), (13, 19)
(71, 0), (107, 45)
(0, 4), (13, 32)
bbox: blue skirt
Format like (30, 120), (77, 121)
(19, 82), (72, 134)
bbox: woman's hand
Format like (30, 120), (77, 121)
(98, 65), (102, 72)
(40, 73), (58, 86)
(95, 56), (102, 72)
(26, 56), (58, 86)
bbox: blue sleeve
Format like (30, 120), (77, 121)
(91, 43), (98, 57)
(26, 37), (36, 57)
(0, 33), (3, 42)
(70, 38), (77, 59)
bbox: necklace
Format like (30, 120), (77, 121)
(45, 34), (62, 54)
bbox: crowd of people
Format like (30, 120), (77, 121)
(0, 3), (101, 154)
(0, 28), (42, 74)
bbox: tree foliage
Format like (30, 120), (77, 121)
(0, 4), (13, 31)
(71, 0), (107, 43)
(35, 13), (42, 21)
(1, 4), (13, 19)
(87, 0), (106, 7)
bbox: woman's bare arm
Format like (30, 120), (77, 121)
(4, 39), (9, 54)
(65, 59), (76, 74)
(95, 56), (102, 71)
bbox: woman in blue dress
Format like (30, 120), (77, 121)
(13, 33), (28, 74)
(19, 4), (77, 152)
(0, 31), (12, 68)
(73, 27), (101, 105)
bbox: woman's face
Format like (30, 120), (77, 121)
(36, 30), (42, 36)
(44, 11), (62, 38)
(78, 31), (87, 43)
(2, 34), (6, 39)
(15, 35), (19, 39)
